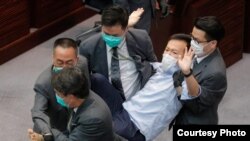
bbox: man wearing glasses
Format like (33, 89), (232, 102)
(174, 16), (227, 125)
(30, 38), (90, 141)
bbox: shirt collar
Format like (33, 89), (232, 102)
(195, 54), (209, 64)
(73, 108), (78, 113)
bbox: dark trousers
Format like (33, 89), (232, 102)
(91, 73), (145, 141)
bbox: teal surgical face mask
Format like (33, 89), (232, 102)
(102, 33), (123, 48)
(52, 66), (63, 73)
(55, 94), (68, 108)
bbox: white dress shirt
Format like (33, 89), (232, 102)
(106, 39), (141, 100)
(123, 62), (192, 141)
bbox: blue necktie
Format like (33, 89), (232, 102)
(111, 47), (125, 100)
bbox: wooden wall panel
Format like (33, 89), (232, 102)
(30, 0), (83, 28)
(0, 2), (97, 65)
(0, 0), (29, 48)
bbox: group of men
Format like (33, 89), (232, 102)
(28, 4), (227, 141)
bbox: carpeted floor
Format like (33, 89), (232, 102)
(0, 14), (249, 141)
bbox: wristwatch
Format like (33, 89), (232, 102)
(183, 69), (193, 77)
(43, 133), (53, 141)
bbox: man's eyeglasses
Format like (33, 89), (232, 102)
(190, 35), (211, 45)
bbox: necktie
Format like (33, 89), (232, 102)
(67, 110), (75, 132)
(111, 47), (125, 100)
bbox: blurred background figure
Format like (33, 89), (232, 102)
(113, 0), (156, 33)
(157, 0), (177, 18)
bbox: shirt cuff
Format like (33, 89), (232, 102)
(180, 85), (201, 100)
(189, 85), (201, 98)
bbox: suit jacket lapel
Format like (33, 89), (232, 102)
(126, 31), (145, 74)
(126, 31), (138, 58)
(70, 93), (94, 131)
(75, 95), (93, 116)
(193, 62), (204, 77)
(193, 49), (219, 77)
(95, 38), (109, 78)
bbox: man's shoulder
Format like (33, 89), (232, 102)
(79, 32), (103, 55)
(77, 55), (88, 64)
(89, 91), (110, 111)
(76, 93), (113, 139)
(205, 50), (226, 73)
(33, 66), (55, 99)
(77, 92), (112, 128)
(127, 28), (151, 44)
(80, 32), (102, 46)
(35, 66), (52, 87)
(128, 28), (148, 36)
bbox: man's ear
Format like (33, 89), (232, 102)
(210, 40), (218, 49)
(76, 56), (79, 62)
(68, 94), (75, 98)
(73, 56), (79, 66)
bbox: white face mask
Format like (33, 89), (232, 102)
(191, 39), (205, 57)
(161, 53), (178, 72)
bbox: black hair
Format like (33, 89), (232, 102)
(101, 5), (129, 29)
(51, 67), (89, 99)
(169, 33), (191, 48)
(53, 38), (78, 55)
(194, 16), (225, 42)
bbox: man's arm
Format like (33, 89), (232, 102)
(177, 48), (227, 113)
(177, 47), (199, 97)
(142, 30), (158, 62)
(31, 85), (52, 136)
(183, 73), (227, 114)
(51, 118), (108, 141)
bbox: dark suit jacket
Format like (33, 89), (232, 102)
(50, 91), (118, 141)
(31, 56), (90, 134)
(175, 49), (227, 124)
(113, 0), (156, 33)
(79, 28), (157, 88)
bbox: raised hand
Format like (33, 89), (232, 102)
(128, 8), (144, 27)
(177, 47), (195, 74)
